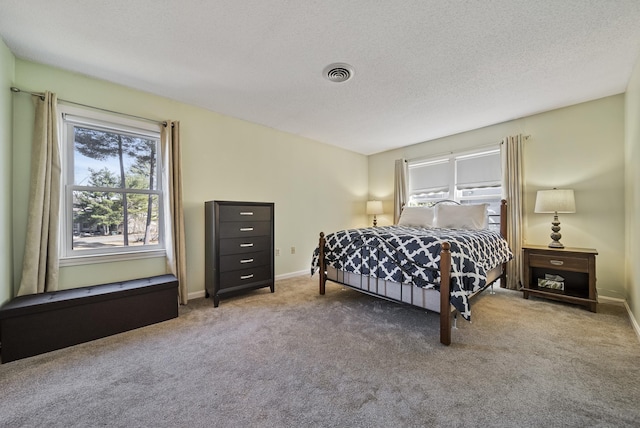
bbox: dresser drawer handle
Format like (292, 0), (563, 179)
(240, 227), (254, 232)
(240, 243), (254, 248)
(240, 258), (254, 264)
(550, 260), (564, 266)
(240, 212), (254, 216)
(241, 274), (254, 280)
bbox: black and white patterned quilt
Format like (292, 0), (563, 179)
(311, 225), (513, 320)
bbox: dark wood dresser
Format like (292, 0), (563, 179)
(205, 201), (275, 306)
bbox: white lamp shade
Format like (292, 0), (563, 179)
(534, 189), (576, 214)
(366, 200), (383, 215)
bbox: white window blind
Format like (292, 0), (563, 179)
(455, 150), (501, 189)
(408, 158), (451, 194)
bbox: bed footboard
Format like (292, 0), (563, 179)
(316, 232), (453, 345)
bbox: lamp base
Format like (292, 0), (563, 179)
(548, 241), (564, 249)
(548, 214), (564, 248)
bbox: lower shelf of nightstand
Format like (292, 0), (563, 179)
(523, 288), (597, 312)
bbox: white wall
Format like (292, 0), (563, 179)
(12, 59), (368, 298)
(625, 52), (640, 324)
(0, 39), (15, 305)
(369, 95), (626, 300)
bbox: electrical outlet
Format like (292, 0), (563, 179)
(276, 248), (280, 256)
(290, 246), (296, 254)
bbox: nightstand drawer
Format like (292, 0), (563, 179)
(529, 254), (588, 272)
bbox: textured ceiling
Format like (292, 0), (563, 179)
(2, 1), (640, 155)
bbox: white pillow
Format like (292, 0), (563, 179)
(397, 206), (435, 228)
(435, 203), (488, 230)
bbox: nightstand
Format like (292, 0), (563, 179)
(522, 245), (598, 312)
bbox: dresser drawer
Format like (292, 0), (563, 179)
(219, 236), (271, 255)
(528, 254), (589, 272)
(219, 205), (272, 222)
(219, 221), (271, 239)
(220, 265), (271, 289)
(220, 251), (270, 272)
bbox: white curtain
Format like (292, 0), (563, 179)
(393, 159), (408, 224)
(162, 121), (188, 304)
(17, 92), (61, 296)
(501, 135), (524, 290)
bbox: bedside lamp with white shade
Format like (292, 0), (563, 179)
(366, 200), (383, 227)
(534, 188), (576, 248)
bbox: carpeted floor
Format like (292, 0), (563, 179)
(0, 275), (639, 427)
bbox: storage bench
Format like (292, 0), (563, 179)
(0, 274), (178, 363)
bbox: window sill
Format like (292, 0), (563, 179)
(59, 249), (166, 267)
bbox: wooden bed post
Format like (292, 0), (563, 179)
(319, 232), (326, 295)
(500, 199), (508, 288)
(439, 242), (452, 346)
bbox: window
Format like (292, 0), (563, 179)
(407, 147), (502, 230)
(59, 105), (165, 262)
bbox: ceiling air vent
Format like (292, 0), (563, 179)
(323, 63), (354, 83)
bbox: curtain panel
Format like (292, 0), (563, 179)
(162, 121), (188, 304)
(393, 159), (408, 224)
(17, 92), (61, 296)
(501, 135), (524, 290)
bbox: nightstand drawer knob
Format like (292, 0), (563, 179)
(240, 243), (254, 248)
(240, 212), (254, 216)
(239, 227), (254, 232)
(240, 258), (254, 264)
(550, 260), (564, 266)
(241, 274), (254, 280)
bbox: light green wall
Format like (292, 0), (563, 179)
(12, 59), (368, 297)
(7, 54), (638, 313)
(369, 95), (627, 300)
(625, 52), (640, 325)
(0, 39), (15, 305)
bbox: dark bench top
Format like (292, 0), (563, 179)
(0, 274), (178, 318)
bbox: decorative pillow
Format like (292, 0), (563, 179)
(435, 203), (488, 230)
(397, 206), (435, 228)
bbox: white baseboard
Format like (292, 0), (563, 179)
(187, 270), (309, 301)
(188, 290), (207, 300)
(599, 296), (640, 343)
(598, 295), (626, 306)
(623, 301), (640, 343)
(275, 270), (308, 280)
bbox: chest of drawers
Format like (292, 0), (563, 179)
(205, 201), (275, 307)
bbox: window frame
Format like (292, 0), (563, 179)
(407, 146), (503, 230)
(58, 104), (166, 266)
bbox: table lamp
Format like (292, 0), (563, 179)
(366, 200), (383, 227)
(534, 189), (576, 248)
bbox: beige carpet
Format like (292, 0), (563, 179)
(0, 275), (639, 427)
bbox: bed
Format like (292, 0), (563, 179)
(311, 200), (513, 345)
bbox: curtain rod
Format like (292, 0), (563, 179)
(404, 135), (531, 163)
(10, 86), (168, 127)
